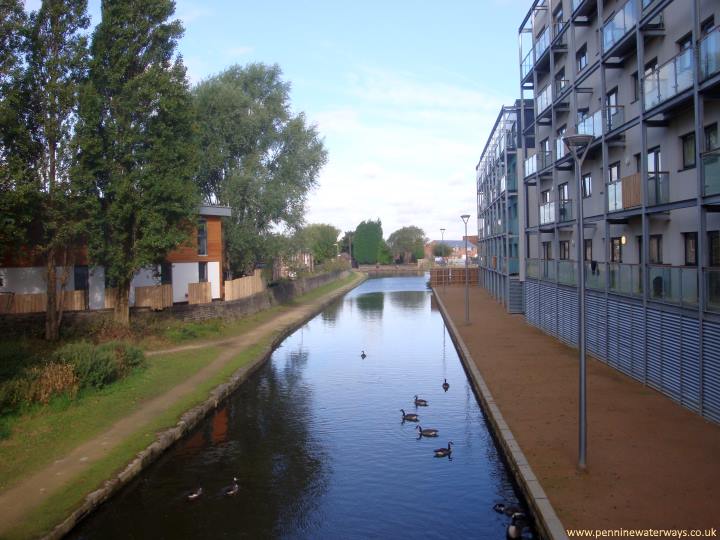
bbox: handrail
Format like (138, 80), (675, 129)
(643, 48), (694, 110)
(602, 0), (637, 52)
(699, 25), (720, 80)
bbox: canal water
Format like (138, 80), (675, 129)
(72, 276), (531, 539)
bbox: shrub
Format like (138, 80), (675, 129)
(26, 363), (78, 405)
(53, 341), (145, 389)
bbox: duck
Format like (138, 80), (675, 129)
(506, 512), (528, 539)
(416, 425), (439, 437)
(433, 441), (453, 457)
(360, 350), (367, 359)
(223, 477), (240, 496)
(442, 378), (450, 392)
(187, 487), (203, 501)
(493, 503), (523, 517)
(414, 395), (428, 407)
(400, 409), (419, 422)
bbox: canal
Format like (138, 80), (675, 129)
(72, 276), (531, 539)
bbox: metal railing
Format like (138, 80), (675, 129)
(707, 267), (720, 312)
(553, 21), (567, 42)
(572, 0), (585, 12)
(648, 172), (670, 206)
(524, 154), (537, 177)
(536, 84), (552, 114)
(521, 49), (533, 79)
(648, 265), (698, 306)
(554, 78), (570, 98)
(539, 150), (553, 170)
(577, 109), (602, 138)
(540, 201), (556, 225)
(606, 105), (624, 131)
(643, 48), (694, 110)
(700, 26), (720, 81)
(585, 261), (606, 290)
(602, 0), (637, 52)
(703, 149), (720, 196)
(608, 263), (643, 297)
(535, 27), (551, 60)
(559, 199), (573, 221)
(508, 257), (519, 275)
(527, 258), (539, 279)
(607, 173), (641, 212)
(558, 260), (576, 286)
(541, 259), (556, 281)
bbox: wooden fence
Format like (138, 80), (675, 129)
(224, 270), (265, 301)
(429, 267), (479, 286)
(188, 282), (212, 305)
(134, 284), (173, 311)
(0, 290), (88, 314)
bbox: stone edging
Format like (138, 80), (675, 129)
(432, 288), (568, 540)
(45, 272), (366, 540)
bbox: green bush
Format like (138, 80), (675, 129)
(53, 341), (145, 389)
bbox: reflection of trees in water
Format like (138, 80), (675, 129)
(355, 292), (384, 319)
(320, 299), (343, 326)
(388, 291), (427, 311)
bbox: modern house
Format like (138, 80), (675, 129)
(515, 0), (720, 423)
(476, 100), (534, 313)
(0, 205), (231, 311)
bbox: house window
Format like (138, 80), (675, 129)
(705, 123), (718, 151)
(709, 231), (720, 266)
(582, 173), (592, 198)
(559, 240), (570, 260)
(611, 237), (623, 262)
(197, 219), (208, 256)
(681, 132), (696, 168)
(684, 233), (698, 266)
(649, 234), (663, 264)
(74, 266), (89, 291)
(576, 44), (588, 72)
(198, 262), (208, 283)
(584, 239), (592, 261)
(160, 262), (173, 285)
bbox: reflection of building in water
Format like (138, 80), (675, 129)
(211, 407), (229, 445)
(388, 291), (427, 311)
(430, 294), (439, 312)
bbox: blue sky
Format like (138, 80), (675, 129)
(26, 0), (531, 240)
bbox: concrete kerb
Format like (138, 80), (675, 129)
(432, 288), (568, 540)
(44, 272), (367, 540)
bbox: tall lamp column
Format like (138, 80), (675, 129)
(461, 214), (470, 324)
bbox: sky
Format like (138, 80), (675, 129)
(24, 0), (532, 241)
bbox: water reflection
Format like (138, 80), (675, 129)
(387, 290), (426, 310)
(353, 291), (384, 320)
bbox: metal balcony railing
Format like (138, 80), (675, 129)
(527, 258), (539, 279)
(553, 21), (566, 41)
(541, 259), (556, 281)
(700, 26), (720, 81)
(643, 48), (694, 110)
(648, 265), (698, 306)
(536, 85), (552, 114)
(577, 110), (602, 138)
(508, 257), (519, 275)
(602, 0), (637, 52)
(559, 199), (573, 221)
(538, 150), (553, 170)
(608, 173), (641, 212)
(521, 49), (533, 79)
(572, 0), (585, 12)
(539, 201), (555, 224)
(535, 27), (551, 60)
(606, 105), (624, 131)
(703, 149), (720, 196)
(585, 261), (606, 290)
(524, 154), (537, 177)
(707, 267), (720, 313)
(608, 263), (643, 297)
(558, 260), (576, 286)
(647, 172), (670, 206)
(554, 78), (570, 98)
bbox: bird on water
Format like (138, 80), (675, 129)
(433, 441), (453, 457)
(400, 409), (419, 422)
(442, 378), (450, 392)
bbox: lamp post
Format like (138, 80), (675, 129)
(563, 133), (593, 470)
(440, 228), (446, 287)
(461, 214), (470, 324)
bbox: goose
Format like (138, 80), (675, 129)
(400, 409), (419, 422)
(416, 425), (439, 437)
(414, 395), (428, 407)
(433, 441), (453, 457)
(187, 487), (203, 501)
(507, 512), (528, 539)
(493, 503), (523, 517)
(360, 350), (367, 359)
(224, 477), (240, 496)
(442, 378), (450, 392)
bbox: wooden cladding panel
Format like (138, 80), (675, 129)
(188, 282), (212, 305)
(166, 216), (223, 263)
(621, 173), (641, 209)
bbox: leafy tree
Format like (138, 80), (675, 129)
(297, 223), (340, 264)
(193, 63), (327, 275)
(377, 240), (393, 265)
(432, 242), (452, 257)
(353, 219), (383, 264)
(387, 226), (427, 263)
(339, 231), (354, 255)
(74, 0), (198, 326)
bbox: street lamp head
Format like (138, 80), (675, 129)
(563, 134), (594, 149)
(460, 214), (470, 224)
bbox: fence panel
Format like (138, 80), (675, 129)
(135, 284), (173, 310)
(225, 270), (265, 301)
(188, 282), (212, 305)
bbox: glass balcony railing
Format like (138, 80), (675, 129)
(521, 49), (533, 79)
(538, 150), (553, 170)
(539, 201), (555, 225)
(602, 0), (637, 52)
(556, 138), (567, 161)
(607, 173), (641, 212)
(508, 257), (519, 275)
(553, 21), (567, 42)
(559, 199), (573, 221)
(585, 261), (606, 290)
(558, 260), (576, 286)
(703, 149), (720, 196)
(554, 78), (570, 98)
(535, 27), (551, 60)
(648, 172), (670, 206)
(577, 110), (602, 138)
(536, 85), (552, 114)
(541, 259), (556, 281)
(500, 175), (506, 194)
(648, 265), (698, 306)
(643, 48), (694, 110)
(700, 26), (720, 81)
(524, 154), (537, 177)
(527, 258), (539, 279)
(707, 268), (720, 312)
(642, 0), (656, 9)
(606, 105), (624, 131)
(608, 263), (643, 297)
(572, 0), (585, 13)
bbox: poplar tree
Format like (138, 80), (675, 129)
(75, 0), (198, 326)
(353, 220), (384, 265)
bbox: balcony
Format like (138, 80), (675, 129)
(538, 150), (553, 170)
(643, 48), (694, 110)
(585, 261), (606, 290)
(607, 173), (641, 212)
(521, 49), (533, 79)
(508, 257), (519, 275)
(606, 105), (624, 131)
(703, 149), (720, 196)
(707, 268), (720, 312)
(608, 263), (642, 297)
(552, 21), (567, 43)
(539, 201), (555, 225)
(541, 259), (556, 281)
(648, 265), (698, 306)
(554, 78), (570, 99)
(647, 172), (670, 206)
(524, 154), (537, 177)
(527, 258), (539, 279)
(576, 110), (602, 138)
(559, 199), (573, 221)
(700, 26), (720, 81)
(558, 260), (576, 286)
(535, 27), (551, 61)
(536, 85), (552, 114)
(602, 0), (636, 53)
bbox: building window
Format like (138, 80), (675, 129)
(584, 239), (592, 262)
(160, 262), (173, 285)
(198, 262), (208, 283)
(542, 241), (552, 260)
(541, 189), (551, 203)
(611, 237), (623, 263)
(684, 233), (698, 266)
(631, 72), (639, 102)
(558, 182), (569, 201)
(576, 44), (587, 72)
(582, 173), (592, 198)
(197, 219), (208, 256)
(701, 17), (715, 36)
(559, 240), (570, 260)
(709, 231), (720, 266)
(649, 235), (663, 264)
(609, 162), (620, 183)
(74, 266), (89, 291)
(677, 33), (692, 51)
(681, 132), (696, 169)
(705, 123), (718, 151)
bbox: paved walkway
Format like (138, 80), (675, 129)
(0, 274), (363, 538)
(435, 285), (720, 533)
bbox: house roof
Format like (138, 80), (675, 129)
(199, 205), (232, 217)
(430, 239), (477, 249)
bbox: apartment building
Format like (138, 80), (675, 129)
(476, 101), (533, 313)
(517, 0), (720, 423)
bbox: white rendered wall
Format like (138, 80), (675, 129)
(129, 267), (159, 306)
(170, 262), (198, 303)
(209, 261), (221, 299)
(0, 266), (76, 294)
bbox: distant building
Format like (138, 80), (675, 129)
(425, 239), (477, 261)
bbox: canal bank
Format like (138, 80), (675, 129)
(434, 285), (720, 535)
(0, 272), (366, 540)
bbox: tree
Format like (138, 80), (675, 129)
(297, 223), (340, 265)
(432, 242), (452, 257)
(387, 226), (427, 263)
(339, 231), (354, 255)
(353, 220), (383, 264)
(193, 63), (327, 275)
(74, 0), (198, 326)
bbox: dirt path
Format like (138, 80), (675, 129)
(0, 275), (362, 537)
(436, 285), (720, 533)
